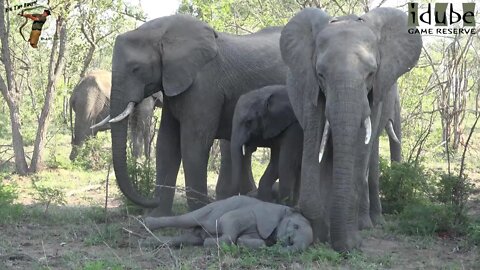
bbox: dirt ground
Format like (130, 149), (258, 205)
(0, 169), (479, 269)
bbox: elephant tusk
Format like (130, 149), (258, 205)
(109, 102), (135, 123)
(386, 120), (400, 144)
(364, 116), (371, 145)
(318, 120), (330, 163)
(90, 115), (111, 129)
(242, 144), (246, 156)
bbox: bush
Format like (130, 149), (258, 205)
(0, 178), (23, 223)
(466, 219), (480, 246)
(122, 153), (156, 212)
(396, 202), (456, 236)
(379, 159), (434, 214)
(73, 136), (111, 170)
(30, 175), (67, 214)
(0, 178), (18, 206)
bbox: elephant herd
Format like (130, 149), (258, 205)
(70, 7), (421, 252)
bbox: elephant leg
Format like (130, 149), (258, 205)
(216, 139), (232, 199)
(257, 147), (280, 203)
(180, 127), (215, 211)
(150, 107), (181, 217)
(237, 236), (266, 249)
(242, 148), (257, 194)
(356, 142), (373, 230)
(216, 140), (255, 198)
(141, 232), (204, 248)
(298, 111), (331, 244)
(278, 127), (303, 206)
(369, 138), (384, 225)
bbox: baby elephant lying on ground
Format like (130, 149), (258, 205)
(144, 195), (313, 251)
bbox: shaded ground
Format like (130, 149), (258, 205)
(0, 146), (479, 269)
(0, 173), (478, 270)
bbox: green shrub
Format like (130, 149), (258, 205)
(466, 219), (480, 246)
(0, 178), (18, 206)
(122, 153), (156, 212)
(82, 260), (123, 270)
(379, 159), (434, 214)
(0, 178), (23, 223)
(30, 175), (67, 214)
(396, 202), (455, 236)
(73, 136), (111, 170)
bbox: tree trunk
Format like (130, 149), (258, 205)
(29, 17), (68, 172)
(0, 0), (28, 174)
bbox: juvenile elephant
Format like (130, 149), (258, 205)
(230, 85), (302, 206)
(144, 195), (313, 251)
(280, 8), (421, 251)
(69, 70), (162, 161)
(108, 14), (286, 216)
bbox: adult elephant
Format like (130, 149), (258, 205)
(279, 8), (421, 252)
(69, 70), (162, 161)
(108, 14), (286, 216)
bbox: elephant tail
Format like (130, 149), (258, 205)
(69, 96), (74, 143)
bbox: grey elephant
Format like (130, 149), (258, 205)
(144, 195), (313, 251)
(69, 70), (163, 161)
(230, 85), (302, 206)
(279, 8), (421, 252)
(108, 14), (286, 216)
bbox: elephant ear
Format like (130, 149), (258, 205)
(262, 89), (297, 139)
(161, 15), (218, 97)
(280, 8), (331, 127)
(253, 204), (290, 239)
(361, 8), (422, 105)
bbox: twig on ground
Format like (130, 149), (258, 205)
(104, 163), (111, 223)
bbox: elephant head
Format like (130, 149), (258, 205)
(252, 204), (313, 252)
(280, 8), (422, 251)
(275, 210), (313, 252)
(230, 85), (297, 195)
(109, 15), (218, 207)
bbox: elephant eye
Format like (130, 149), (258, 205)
(293, 224), (299, 230)
(357, 18), (365, 22)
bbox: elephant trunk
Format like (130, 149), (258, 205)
(327, 84), (367, 252)
(230, 131), (249, 197)
(110, 91), (160, 208)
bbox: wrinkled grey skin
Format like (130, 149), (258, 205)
(109, 14), (286, 216)
(279, 8), (421, 252)
(144, 195), (313, 251)
(69, 70), (163, 161)
(230, 85), (302, 206)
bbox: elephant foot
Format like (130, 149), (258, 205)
(331, 231), (362, 254)
(370, 212), (385, 226)
(310, 218), (330, 243)
(146, 207), (173, 218)
(358, 214), (373, 230)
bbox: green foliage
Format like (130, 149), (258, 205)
(466, 219), (480, 246)
(30, 175), (67, 213)
(396, 202), (456, 236)
(82, 260), (123, 270)
(379, 159), (434, 214)
(300, 244), (342, 265)
(380, 159), (476, 238)
(122, 152), (156, 212)
(0, 178), (23, 224)
(73, 136), (112, 170)
(0, 179), (18, 206)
